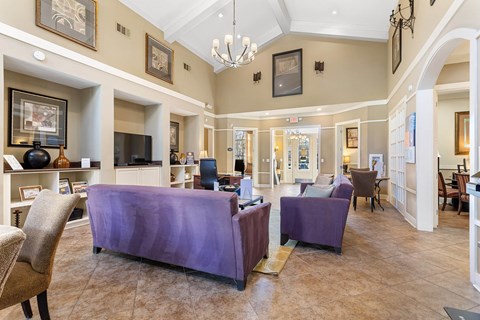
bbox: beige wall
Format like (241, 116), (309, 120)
(437, 62), (469, 84)
(0, 0), (216, 108)
(215, 35), (387, 114)
(114, 99), (145, 134)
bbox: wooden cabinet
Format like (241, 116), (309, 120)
(115, 166), (161, 186)
(193, 174), (243, 189)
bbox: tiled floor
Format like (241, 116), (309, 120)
(0, 184), (475, 319)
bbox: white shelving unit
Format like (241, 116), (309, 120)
(115, 166), (162, 186)
(170, 164), (198, 189)
(3, 167), (100, 229)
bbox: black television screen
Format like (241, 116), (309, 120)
(114, 132), (152, 165)
(234, 159), (245, 175)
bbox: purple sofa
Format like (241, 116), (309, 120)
(280, 175), (353, 254)
(86, 184), (271, 290)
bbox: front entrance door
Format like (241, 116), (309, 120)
(285, 133), (318, 182)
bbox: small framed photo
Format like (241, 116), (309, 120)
(170, 121), (179, 152)
(36, 0), (97, 50)
(392, 19), (402, 74)
(346, 128), (358, 149)
(272, 48), (303, 97)
(72, 181), (88, 194)
(59, 178), (72, 195)
(146, 33), (174, 84)
(19, 185), (42, 202)
(9, 88), (67, 148)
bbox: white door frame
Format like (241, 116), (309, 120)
(334, 119), (361, 176)
(204, 124), (215, 158)
(270, 125), (321, 188)
(232, 127), (258, 187)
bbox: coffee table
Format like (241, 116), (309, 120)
(238, 195), (264, 210)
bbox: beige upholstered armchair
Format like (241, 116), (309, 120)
(0, 190), (80, 320)
(351, 170), (378, 212)
(0, 225), (26, 297)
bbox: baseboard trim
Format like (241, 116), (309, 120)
(403, 211), (417, 229)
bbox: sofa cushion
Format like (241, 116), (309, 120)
(314, 174), (333, 185)
(331, 175), (354, 200)
(303, 184), (335, 198)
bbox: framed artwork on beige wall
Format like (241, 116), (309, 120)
(392, 18), (402, 74)
(346, 127), (358, 149)
(455, 111), (470, 155)
(272, 48), (302, 97)
(146, 34), (174, 84)
(36, 0), (97, 50)
(170, 121), (179, 152)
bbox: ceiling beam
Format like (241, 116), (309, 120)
(164, 0), (231, 43)
(266, 0), (291, 34)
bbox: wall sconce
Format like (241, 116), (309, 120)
(314, 61), (324, 73)
(274, 146), (279, 152)
(390, 0), (415, 36)
(253, 71), (261, 84)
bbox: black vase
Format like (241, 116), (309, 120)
(23, 141), (51, 169)
(170, 149), (178, 165)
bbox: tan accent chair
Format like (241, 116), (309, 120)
(0, 226), (26, 297)
(0, 190), (80, 320)
(351, 170), (378, 212)
(438, 172), (458, 211)
(456, 173), (470, 215)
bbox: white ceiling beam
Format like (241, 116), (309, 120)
(267, 0), (291, 34)
(164, 0), (231, 43)
(290, 21), (388, 42)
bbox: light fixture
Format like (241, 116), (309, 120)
(199, 150), (209, 158)
(314, 61), (324, 73)
(211, 0), (257, 68)
(389, 0), (415, 36)
(253, 71), (261, 83)
(286, 129), (307, 141)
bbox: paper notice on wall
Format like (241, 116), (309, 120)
(240, 179), (253, 200)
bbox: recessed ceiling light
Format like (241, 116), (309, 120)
(317, 107), (322, 111)
(218, 13), (223, 18)
(265, 112), (270, 115)
(332, 10), (337, 15)
(237, 34), (241, 39)
(279, 84), (283, 87)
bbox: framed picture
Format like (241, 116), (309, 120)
(170, 121), (179, 152)
(72, 181), (88, 194)
(346, 128), (358, 149)
(19, 185), (42, 202)
(36, 0), (97, 50)
(455, 111), (470, 155)
(392, 19), (402, 74)
(59, 178), (71, 195)
(272, 48), (303, 97)
(9, 88), (68, 148)
(146, 33), (174, 84)
(369, 154), (384, 176)
(430, 0), (436, 5)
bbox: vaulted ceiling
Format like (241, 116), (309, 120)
(120, 0), (398, 72)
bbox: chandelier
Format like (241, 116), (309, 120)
(389, 0), (415, 36)
(286, 129), (307, 141)
(211, 0), (257, 68)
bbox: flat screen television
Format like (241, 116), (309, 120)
(114, 132), (152, 166)
(234, 159), (245, 176)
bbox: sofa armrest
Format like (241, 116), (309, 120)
(300, 182), (314, 194)
(232, 202), (271, 283)
(280, 197), (350, 247)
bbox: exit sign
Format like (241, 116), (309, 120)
(289, 117), (299, 123)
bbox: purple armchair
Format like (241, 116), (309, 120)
(280, 175), (353, 254)
(87, 184), (271, 290)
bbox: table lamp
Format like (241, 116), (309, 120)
(199, 150), (208, 159)
(343, 155), (350, 174)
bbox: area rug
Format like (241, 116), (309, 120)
(253, 240), (297, 275)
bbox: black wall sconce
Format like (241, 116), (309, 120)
(390, 0), (415, 36)
(314, 61), (324, 73)
(253, 71), (261, 84)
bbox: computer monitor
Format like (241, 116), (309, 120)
(234, 159), (245, 176)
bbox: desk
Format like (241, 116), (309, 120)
(193, 174), (243, 189)
(238, 195), (263, 210)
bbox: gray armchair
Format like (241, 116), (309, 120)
(0, 190), (80, 320)
(351, 170), (378, 212)
(0, 226), (26, 297)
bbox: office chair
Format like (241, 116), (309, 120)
(200, 158), (226, 190)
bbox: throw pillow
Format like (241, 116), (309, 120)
(314, 174), (333, 185)
(303, 184), (335, 198)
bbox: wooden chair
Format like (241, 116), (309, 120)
(456, 173), (470, 214)
(438, 172), (459, 211)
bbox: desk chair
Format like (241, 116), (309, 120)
(200, 158), (227, 190)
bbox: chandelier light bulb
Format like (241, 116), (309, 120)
(221, 53), (228, 61)
(211, 48), (218, 57)
(224, 34), (233, 45)
(242, 36), (250, 47)
(212, 39), (220, 49)
(251, 43), (257, 53)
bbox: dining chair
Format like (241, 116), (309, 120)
(456, 173), (470, 214)
(0, 226), (26, 297)
(349, 167), (370, 172)
(438, 172), (459, 211)
(350, 170), (378, 212)
(0, 190), (80, 320)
